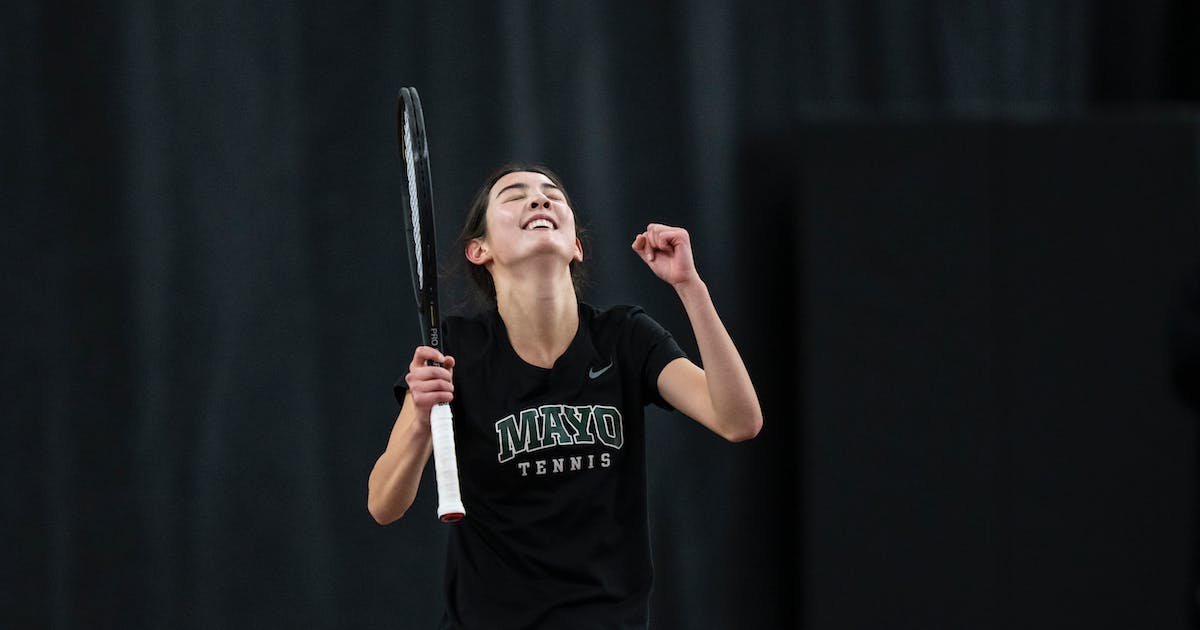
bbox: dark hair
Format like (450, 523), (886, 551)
(456, 164), (589, 306)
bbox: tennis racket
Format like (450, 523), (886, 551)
(397, 87), (466, 522)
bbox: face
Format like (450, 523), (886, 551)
(468, 171), (584, 268)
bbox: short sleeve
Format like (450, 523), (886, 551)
(392, 375), (409, 407)
(624, 308), (688, 409)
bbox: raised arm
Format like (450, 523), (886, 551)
(367, 347), (455, 524)
(632, 224), (762, 442)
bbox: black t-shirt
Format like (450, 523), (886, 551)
(394, 303), (687, 629)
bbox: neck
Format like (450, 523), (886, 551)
(493, 266), (579, 369)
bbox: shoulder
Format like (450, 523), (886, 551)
(584, 301), (672, 320)
(581, 302), (672, 345)
(445, 309), (491, 331)
(582, 303), (686, 401)
(444, 309), (497, 363)
(584, 302), (670, 325)
(581, 302), (646, 331)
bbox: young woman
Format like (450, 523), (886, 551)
(368, 165), (762, 629)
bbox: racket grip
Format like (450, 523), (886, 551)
(429, 402), (466, 522)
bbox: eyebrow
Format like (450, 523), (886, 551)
(494, 182), (562, 199)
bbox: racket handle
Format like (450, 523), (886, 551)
(429, 402), (466, 522)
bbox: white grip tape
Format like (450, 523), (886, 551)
(429, 402), (466, 520)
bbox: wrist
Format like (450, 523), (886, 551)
(406, 410), (434, 439)
(672, 276), (708, 300)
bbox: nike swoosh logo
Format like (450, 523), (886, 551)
(588, 362), (613, 379)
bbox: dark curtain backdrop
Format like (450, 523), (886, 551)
(780, 117), (1200, 629)
(4, 1), (1199, 629)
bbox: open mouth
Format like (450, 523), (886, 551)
(522, 215), (557, 230)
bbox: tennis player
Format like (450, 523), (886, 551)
(368, 165), (762, 629)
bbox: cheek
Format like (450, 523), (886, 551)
(487, 203), (521, 227)
(482, 206), (507, 235)
(560, 205), (577, 227)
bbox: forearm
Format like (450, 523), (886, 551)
(367, 401), (434, 524)
(674, 278), (763, 440)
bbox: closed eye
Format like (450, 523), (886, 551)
(494, 181), (564, 203)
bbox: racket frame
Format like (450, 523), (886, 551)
(397, 87), (466, 523)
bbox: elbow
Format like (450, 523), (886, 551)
(369, 508), (398, 526)
(367, 495), (405, 526)
(723, 413), (763, 443)
(725, 427), (759, 443)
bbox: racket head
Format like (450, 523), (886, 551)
(397, 87), (443, 352)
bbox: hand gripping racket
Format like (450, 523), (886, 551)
(397, 87), (465, 522)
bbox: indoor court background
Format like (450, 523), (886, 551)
(4, 2), (1199, 628)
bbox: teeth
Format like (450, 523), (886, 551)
(525, 218), (554, 230)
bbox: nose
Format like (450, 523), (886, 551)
(529, 190), (552, 210)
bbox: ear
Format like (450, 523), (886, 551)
(573, 237), (584, 263)
(466, 238), (491, 266)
